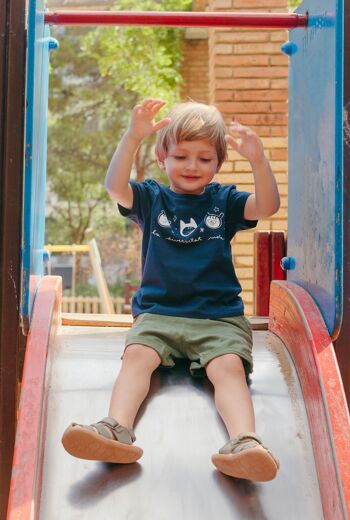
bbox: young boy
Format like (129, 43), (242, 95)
(62, 98), (280, 481)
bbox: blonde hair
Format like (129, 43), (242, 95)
(155, 102), (227, 167)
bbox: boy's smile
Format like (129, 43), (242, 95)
(162, 140), (219, 195)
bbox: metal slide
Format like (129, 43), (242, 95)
(38, 324), (324, 520)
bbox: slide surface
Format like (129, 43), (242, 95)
(39, 324), (323, 520)
(9, 277), (350, 520)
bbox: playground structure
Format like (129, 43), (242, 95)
(0, 1), (350, 519)
(45, 241), (115, 313)
(44, 244), (140, 314)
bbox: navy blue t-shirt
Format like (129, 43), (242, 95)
(118, 180), (257, 319)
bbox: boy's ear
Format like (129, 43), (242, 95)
(216, 162), (223, 173)
(157, 157), (165, 170)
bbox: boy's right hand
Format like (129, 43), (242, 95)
(127, 98), (171, 141)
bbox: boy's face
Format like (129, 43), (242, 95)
(160, 140), (219, 195)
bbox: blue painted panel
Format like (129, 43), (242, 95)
(287, 0), (343, 337)
(21, 0), (50, 328)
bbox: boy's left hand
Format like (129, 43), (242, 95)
(225, 122), (266, 166)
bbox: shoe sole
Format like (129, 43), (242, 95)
(212, 446), (279, 481)
(62, 425), (143, 463)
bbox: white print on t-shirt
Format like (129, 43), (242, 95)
(166, 236), (202, 244)
(180, 218), (198, 237)
(208, 235), (224, 240)
(204, 212), (224, 229)
(157, 211), (171, 227)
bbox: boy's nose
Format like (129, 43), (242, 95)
(186, 159), (197, 170)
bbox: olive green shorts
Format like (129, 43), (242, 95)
(124, 313), (253, 379)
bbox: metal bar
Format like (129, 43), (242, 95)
(271, 231), (286, 281)
(45, 10), (308, 28)
(253, 231), (271, 317)
(45, 244), (89, 253)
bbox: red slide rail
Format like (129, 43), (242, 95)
(44, 11), (308, 28)
(7, 277), (62, 520)
(269, 281), (350, 519)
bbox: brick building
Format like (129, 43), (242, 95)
(182, 0), (289, 314)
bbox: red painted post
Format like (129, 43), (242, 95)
(44, 11), (308, 28)
(253, 231), (271, 316)
(254, 231), (287, 316)
(271, 231), (286, 281)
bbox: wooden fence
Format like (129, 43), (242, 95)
(62, 296), (125, 314)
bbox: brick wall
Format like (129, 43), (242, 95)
(181, 34), (210, 104)
(181, 0), (210, 103)
(207, 0), (289, 314)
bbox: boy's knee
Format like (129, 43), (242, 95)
(206, 353), (245, 382)
(123, 343), (161, 369)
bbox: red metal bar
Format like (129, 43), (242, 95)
(44, 11), (308, 28)
(253, 231), (271, 316)
(271, 231), (286, 281)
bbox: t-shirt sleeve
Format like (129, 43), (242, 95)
(117, 180), (155, 228)
(226, 186), (258, 238)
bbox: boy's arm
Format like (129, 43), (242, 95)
(105, 132), (141, 209)
(105, 98), (170, 209)
(225, 122), (280, 220)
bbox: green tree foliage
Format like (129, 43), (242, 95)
(47, 0), (191, 245)
(288, 0), (302, 8)
(84, 0), (190, 106)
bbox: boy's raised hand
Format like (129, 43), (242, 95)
(225, 122), (265, 166)
(128, 98), (171, 141)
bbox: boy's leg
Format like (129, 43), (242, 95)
(206, 353), (279, 481)
(108, 343), (162, 428)
(205, 353), (254, 438)
(62, 343), (161, 463)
